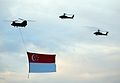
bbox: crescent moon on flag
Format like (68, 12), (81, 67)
(31, 54), (35, 61)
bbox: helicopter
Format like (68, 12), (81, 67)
(8, 18), (35, 27)
(94, 29), (109, 36)
(10, 18), (28, 27)
(59, 13), (74, 19)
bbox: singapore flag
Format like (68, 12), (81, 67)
(27, 52), (56, 73)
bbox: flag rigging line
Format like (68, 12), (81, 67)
(18, 28), (30, 78)
(18, 28), (27, 52)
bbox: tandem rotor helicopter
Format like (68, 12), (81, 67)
(59, 13), (74, 19)
(11, 18), (27, 27)
(94, 29), (109, 36)
(6, 18), (35, 27)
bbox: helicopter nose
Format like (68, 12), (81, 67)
(93, 32), (95, 34)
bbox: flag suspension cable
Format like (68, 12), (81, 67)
(18, 28), (30, 78)
(18, 28), (27, 52)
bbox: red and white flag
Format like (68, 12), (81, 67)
(27, 52), (56, 73)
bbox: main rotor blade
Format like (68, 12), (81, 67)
(3, 20), (12, 22)
(3, 20), (18, 22)
(65, 13), (73, 15)
(27, 20), (36, 22)
(18, 18), (35, 22)
(18, 18), (24, 20)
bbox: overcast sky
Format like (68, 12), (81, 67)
(0, 0), (120, 83)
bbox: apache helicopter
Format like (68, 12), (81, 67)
(94, 29), (109, 36)
(59, 13), (74, 19)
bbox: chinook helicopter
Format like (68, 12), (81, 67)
(7, 18), (35, 27)
(59, 13), (74, 19)
(94, 29), (109, 36)
(10, 18), (27, 27)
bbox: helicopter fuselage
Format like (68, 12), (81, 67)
(59, 15), (74, 19)
(94, 32), (108, 36)
(11, 20), (27, 27)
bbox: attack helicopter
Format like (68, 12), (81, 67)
(94, 29), (109, 36)
(59, 13), (74, 19)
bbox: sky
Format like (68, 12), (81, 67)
(0, 0), (120, 83)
